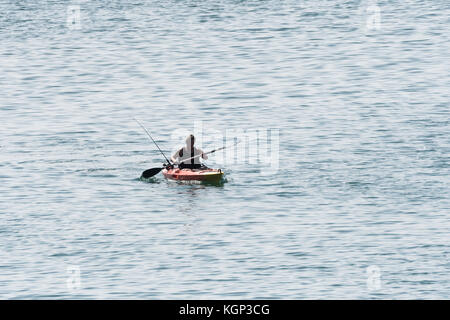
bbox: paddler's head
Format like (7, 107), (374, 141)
(186, 134), (195, 148)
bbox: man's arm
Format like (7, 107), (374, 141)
(171, 148), (182, 163)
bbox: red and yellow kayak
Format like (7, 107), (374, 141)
(162, 168), (224, 183)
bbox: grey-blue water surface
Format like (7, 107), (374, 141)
(1, 0), (449, 299)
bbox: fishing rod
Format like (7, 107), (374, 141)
(174, 140), (240, 165)
(134, 118), (172, 165)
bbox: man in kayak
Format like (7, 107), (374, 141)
(170, 134), (208, 170)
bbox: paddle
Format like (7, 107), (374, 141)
(141, 167), (164, 179)
(140, 140), (240, 179)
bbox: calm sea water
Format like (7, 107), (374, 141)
(1, 0), (449, 299)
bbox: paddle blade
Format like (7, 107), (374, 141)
(141, 167), (163, 179)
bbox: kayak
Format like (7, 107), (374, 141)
(162, 168), (224, 183)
